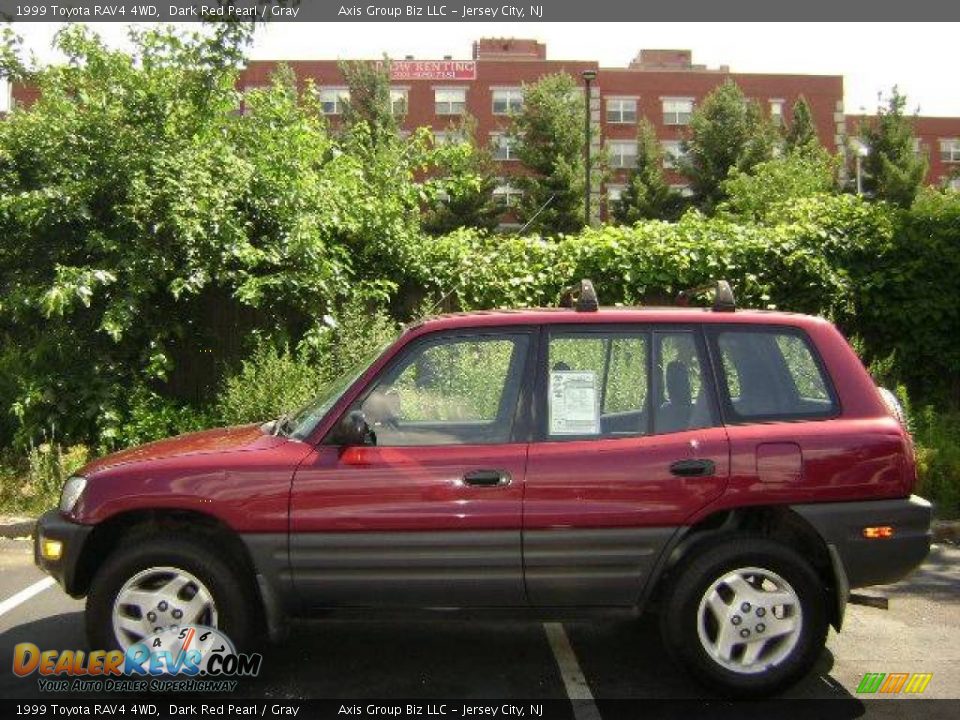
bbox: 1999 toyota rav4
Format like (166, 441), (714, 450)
(35, 281), (931, 696)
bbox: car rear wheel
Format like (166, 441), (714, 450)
(86, 534), (257, 651)
(659, 537), (828, 697)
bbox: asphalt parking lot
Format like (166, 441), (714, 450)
(0, 537), (957, 711)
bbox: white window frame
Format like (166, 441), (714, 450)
(606, 97), (638, 124)
(493, 182), (523, 208)
(940, 138), (960, 163)
(662, 97), (694, 126)
(433, 129), (467, 146)
(608, 140), (638, 169)
(607, 184), (626, 203)
(492, 88), (524, 115)
(491, 133), (518, 161)
(319, 86), (350, 115)
(670, 184), (694, 197)
(949, 176), (960, 191)
(390, 87), (409, 116)
(435, 87), (467, 116)
(769, 98), (785, 125)
(661, 140), (685, 169)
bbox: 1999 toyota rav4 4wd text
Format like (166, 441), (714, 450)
(35, 281), (932, 696)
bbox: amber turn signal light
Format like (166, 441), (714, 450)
(40, 538), (63, 560)
(862, 526), (894, 539)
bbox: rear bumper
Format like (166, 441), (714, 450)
(792, 495), (932, 588)
(34, 509), (93, 597)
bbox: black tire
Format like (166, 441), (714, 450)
(659, 537), (828, 698)
(86, 533), (258, 652)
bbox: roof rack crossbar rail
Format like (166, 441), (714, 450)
(676, 279), (736, 312)
(559, 279), (599, 312)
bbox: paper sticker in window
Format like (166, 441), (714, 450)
(549, 370), (600, 435)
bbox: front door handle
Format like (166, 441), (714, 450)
(463, 469), (511, 487)
(669, 459), (717, 477)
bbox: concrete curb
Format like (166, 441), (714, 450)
(0, 517), (35, 539)
(1, 516), (959, 542)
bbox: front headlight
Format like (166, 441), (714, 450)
(59, 475), (87, 514)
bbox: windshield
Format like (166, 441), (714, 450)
(287, 339), (396, 440)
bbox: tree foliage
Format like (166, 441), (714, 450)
(784, 96), (820, 154)
(613, 118), (684, 223)
(0, 25), (431, 448)
(510, 73), (598, 235)
(858, 87), (928, 208)
(679, 80), (778, 210)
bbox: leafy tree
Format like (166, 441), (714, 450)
(858, 87), (928, 208)
(339, 56), (398, 144)
(784, 96), (819, 154)
(679, 80), (778, 210)
(422, 116), (501, 235)
(0, 25), (426, 448)
(719, 148), (839, 221)
(613, 118), (683, 223)
(510, 73), (599, 234)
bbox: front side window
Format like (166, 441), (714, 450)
(435, 87), (467, 115)
(710, 327), (837, 421)
(351, 333), (529, 446)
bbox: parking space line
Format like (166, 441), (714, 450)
(543, 622), (602, 720)
(0, 577), (54, 618)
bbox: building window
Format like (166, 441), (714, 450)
(661, 140), (685, 169)
(940, 139), (960, 163)
(606, 98), (637, 124)
(608, 140), (638, 169)
(770, 99), (784, 125)
(492, 88), (524, 115)
(390, 88), (409, 116)
(607, 184), (626, 204)
(491, 133), (517, 161)
(662, 98), (693, 126)
(949, 176), (960, 191)
(433, 130), (467, 146)
(493, 182), (523, 208)
(670, 184), (694, 197)
(435, 87), (467, 116)
(319, 87), (349, 115)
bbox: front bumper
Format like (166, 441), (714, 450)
(792, 494), (933, 589)
(34, 509), (94, 597)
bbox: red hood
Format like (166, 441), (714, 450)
(81, 424), (280, 475)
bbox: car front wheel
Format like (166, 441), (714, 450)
(659, 537), (828, 697)
(86, 534), (257, 652)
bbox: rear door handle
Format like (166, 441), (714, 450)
(463, 470), (511, 487)
(669, 459), (717, 477)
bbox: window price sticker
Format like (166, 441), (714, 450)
(549, 370), (600, 435)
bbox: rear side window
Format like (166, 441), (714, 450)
(710, 327), (837, 421)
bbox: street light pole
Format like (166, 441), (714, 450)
(582, 69), (597, 228)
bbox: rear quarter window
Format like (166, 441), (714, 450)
(709, 326), (838, 422)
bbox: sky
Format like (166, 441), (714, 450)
(3, 22), (958, 116)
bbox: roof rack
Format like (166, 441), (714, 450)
(559, 279), (599, 312)
(676, 280), (736, 312)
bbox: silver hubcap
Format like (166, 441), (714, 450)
(696, 566), (803, 674)
(112, 566), (218, 649)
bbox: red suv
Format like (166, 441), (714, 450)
(35, 281), (931, 696)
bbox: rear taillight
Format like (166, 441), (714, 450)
(877, 387), (907, 428)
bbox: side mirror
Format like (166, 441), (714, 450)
(331, 410), (377, 447)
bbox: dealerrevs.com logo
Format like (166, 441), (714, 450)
(856, 672), (933, 694)
(12, 625), (262, 693)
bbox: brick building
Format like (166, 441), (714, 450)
(11, 37), (960, 215)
